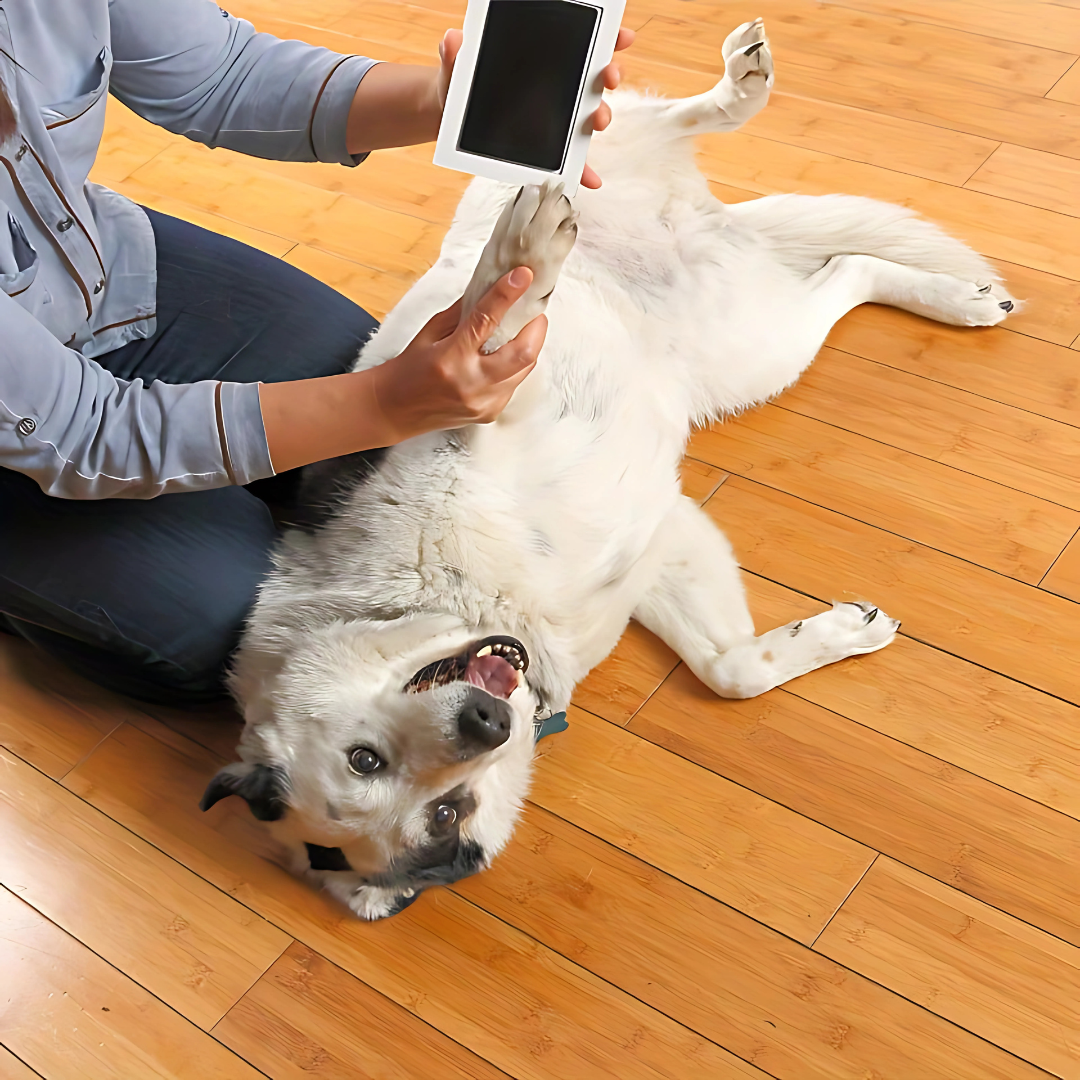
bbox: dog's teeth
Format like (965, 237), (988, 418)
(476, 646), (493, 657)
(516, 669), (526, 688)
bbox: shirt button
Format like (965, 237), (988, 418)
(16, 417), (37, 437)
(93, 279), (105, 294)
(57, 217), (74, 232)
(15, 144), (27, 161)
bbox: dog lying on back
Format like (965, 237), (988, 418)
(201, 20), (1016, 919)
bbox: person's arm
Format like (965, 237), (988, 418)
(0, 290), (271, 499)
(259, 267), (544, 472)
(107, 0), (379, 165)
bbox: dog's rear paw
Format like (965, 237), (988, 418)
(919, 275), (1019, 327)
(461, 180), (578, 354)
(720, 18), (774, 94)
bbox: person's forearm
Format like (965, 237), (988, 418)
(259, 370), (394, 474)
(345, 63), (442, 154)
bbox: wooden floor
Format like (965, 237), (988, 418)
(3, 0), (1080, 1077)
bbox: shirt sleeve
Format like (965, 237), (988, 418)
(0, 291), (274, 500)
(107, 0), (380, 165)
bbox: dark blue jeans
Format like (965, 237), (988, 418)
(0, 209), (378, 705)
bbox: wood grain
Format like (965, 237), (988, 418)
(459, 806), (1051, 1080)
(774, 347), (1080, 512)
(1048, 58), (1080, 105)
(706, 477), (1080, 704)
(0, 638), (120, 780)
(0, 886), (266, 1080)
(966, 143), (1080, 217)
(826, 306), (1080, 430)
(737, 573), (1080, 823)
(630, 663), (1080, 949)
(0, 1048), (41, 1080)
(689, 404), (1078, 582)
(530, 705), (875, 942)
(62, 721), (772, 1080)
(1042, 531), (1080, 604)
(817, 858), (1080, 1078)
(0, 748), (289, 1030)
(214, 942), (511, 1080)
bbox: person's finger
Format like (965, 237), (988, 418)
(458, 267), (533, 348)
(580, 163), (602, 189)
(591, 99), (613, 133)
(481, 314), (546, 384)
(599, 61), (621, 92)
(614, 27), (635, 51)
(424, 299), (462, 342)
(439, 28), (463, 67)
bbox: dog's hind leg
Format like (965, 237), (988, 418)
(633, 497), (898, 699)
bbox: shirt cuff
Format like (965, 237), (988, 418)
(311, 56), (383, 166)
(219, 381), (275, 486)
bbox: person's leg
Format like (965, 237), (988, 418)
(0, 209), (381, 703)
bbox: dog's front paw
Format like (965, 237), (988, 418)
(720, 18), (774, 99)
(460, 179), (578, 354)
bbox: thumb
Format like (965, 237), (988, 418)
(480, 313), (547, 385)
(459, 267), (533, 351)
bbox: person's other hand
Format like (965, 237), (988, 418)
(369, 267), (546, 439)
(435, 26), (636, 188)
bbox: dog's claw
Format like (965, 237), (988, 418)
(745, 41), (764, 56)
(999, 300), (1014, 312)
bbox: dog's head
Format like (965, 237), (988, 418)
(201, 617), (538, 919)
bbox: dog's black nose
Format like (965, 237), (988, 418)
(457, 689), (512, 751)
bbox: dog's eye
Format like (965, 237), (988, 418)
(433, 804), (457, 828)
(347, 747), (383, 775)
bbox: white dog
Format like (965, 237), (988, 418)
(201, 20), (1016, 919)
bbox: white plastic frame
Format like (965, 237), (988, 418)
(433, 0), (626, 197)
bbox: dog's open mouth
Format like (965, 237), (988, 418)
(405, 635), (529, 700)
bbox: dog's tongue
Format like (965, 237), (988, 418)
(465, 654), (519, 699)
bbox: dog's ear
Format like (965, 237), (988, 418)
(199, 762), (289, 821)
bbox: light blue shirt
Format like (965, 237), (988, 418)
(0, 0), (378, 497)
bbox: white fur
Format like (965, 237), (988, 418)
(226, 21), (1016, 919)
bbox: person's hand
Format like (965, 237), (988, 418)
(369, 267), (546, 440)
(435, 26), (636, 188)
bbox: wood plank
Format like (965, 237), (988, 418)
(0, 886), (266, 1080)
(633, 9), (1080, 158)
(457, 806), (1051, 1080)
(1048, 58), (1080, 105)
(0, 1047), (41, 1080)
(127, 143), (444, 280)
(1043, 531), (1080, 604)
(635, 7), (1077, 97)
(629, 663), (1080, 949)
(826, 306), (1080, 428)
(213, 942), (510, 1080)
(531, 706), (875, 942)
(695, 131), (1080, 282)
(0, 637), (120, 780)
(90, 97), (177, 186)
(738, 571), (1080, 823)
(0, 748), (289, 1030)
(966, 143), (1080, 218)
(980, 260), (1080, 349)
(620, 54), (998, 186)
(679, 456), (728, 505)
(828, 0), (1080, 52)
(705, 476), (1080, 704)
(571, 620), (679, 726)
(283, 244), (414, 322)
(777, 347), (1080, 513)
(62, 721), (775, 1080)
(816, 858), (1080, 1078)
(689, 404), (1078, 582)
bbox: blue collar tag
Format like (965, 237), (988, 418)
(534, 711), (569, 741)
